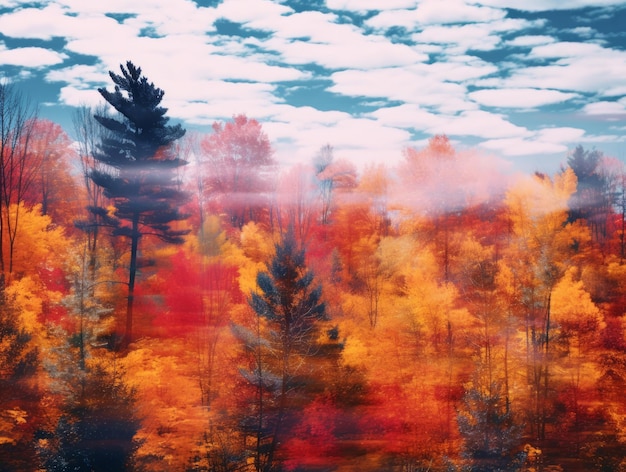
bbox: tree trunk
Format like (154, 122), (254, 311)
(126, 213), (140, 346)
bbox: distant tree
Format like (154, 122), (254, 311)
(0, 83), (39, 284)
(273, 164), (319, 247)
(73, 104), (114, 276)
(566, 145), (615, 243)
(200, 114), (276, 229)
(23, 119), (80, 226)
(313, 144), (357, 225)
(88, 61), (189, 346)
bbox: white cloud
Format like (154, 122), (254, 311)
(536, 127), (586, 143)
(480, 137), (568, 156)
(0, 4), (134, 41)
(582, 101), (626, 120)
(505, 35), (556, 47)
(581, 134), (626, 143)
(56, 0), (196, 14)
(120, 4), (219, 36)
(367, 0), (505, 29)
(410, 18), (542, 54)
(369, 104), (442, 129)
(261, 35), (426, 69)
(57, 86), (103, 108)
(429, 110), (529, 139)
(249, 11), (427, 69)
(479, 126), (586, 156)
(469, 88), (579, 108)
(474, 0), (626, 11)
(568, 26), (596, 38)
(529, 41), (606, 58)
(413, 24), (501, 52)
(46, 64), (109, 88)
(325, 0), (416, 11)
(479, 42), (626, 97)
(329, 58), (496, 114)
(263, 111), (412, 168)
(0, 45), (66, 67)
(213, 0), (291, 24)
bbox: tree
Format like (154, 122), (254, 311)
(501, 170), (588, 443)
(457, 378), (523, 471)
(200, 114), (276, 229)
(0, 286), (40, 471)
(0, 83), (38, 284)
(73, 104), (115, 281)
(273, 164), (319, 247)
(566, 145), (615, 245)
(39, 243), (139, 472)
(88, 61), (189, 345)
(23, 119), (80, 226)
(236, 228), (327, 471)
(313, 144), (357, 225)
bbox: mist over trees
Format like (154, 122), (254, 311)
(2, 61), (626, 471)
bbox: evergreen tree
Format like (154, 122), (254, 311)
(236, 229), (327, 471)
(457, 380), (523, 472)
(88, 61), (189, 345)
(39, 251), (140, 472)
(39, 358), (140, 472)
(566, 145), (613, 243)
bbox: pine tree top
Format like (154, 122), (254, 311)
(95, 60), (185, 164)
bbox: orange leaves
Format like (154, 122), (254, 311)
(121, 338), (210, 471)
(552, 267), (604, 339)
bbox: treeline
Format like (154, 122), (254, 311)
(1, 62), (626, 471)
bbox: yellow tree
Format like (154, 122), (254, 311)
(501, 169), (591, 442)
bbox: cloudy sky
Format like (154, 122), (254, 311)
(1, 0), (626, 173)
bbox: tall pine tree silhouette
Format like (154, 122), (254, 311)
(89, 61), (189, 346)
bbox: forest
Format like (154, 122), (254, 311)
(1, 60), (626, 472)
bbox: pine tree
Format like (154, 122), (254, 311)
(88, 61), (189, 345)
(236, 228), (327, 471)
(39, 247), (139, 472)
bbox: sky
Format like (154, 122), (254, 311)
(1, 0), (626, 175)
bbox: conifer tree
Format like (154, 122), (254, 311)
(236, 228), (327, 471)
(88, 61), (189, 345)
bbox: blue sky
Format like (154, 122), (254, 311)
(1, 0), (626, 174)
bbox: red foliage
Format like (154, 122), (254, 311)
(200, 114), (276, 229)
(37, 266), (70, 326)
(282, 396), (342, 471)
(151, 251), (241, 336)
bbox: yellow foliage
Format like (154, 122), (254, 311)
(6, 276), (49, 345)
(121, 338), (210, 471)
(551, 267), (603, 334)
(505, 173), (572, 237)
(341, 336), (369, 369)
(240, 221), (274, 263)
(3, 203), (70, 280)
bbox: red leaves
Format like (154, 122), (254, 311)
(152, 250), (241, 336)
(282, 396), (342, 470)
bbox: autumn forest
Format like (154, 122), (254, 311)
(2, 61), (626, 471)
